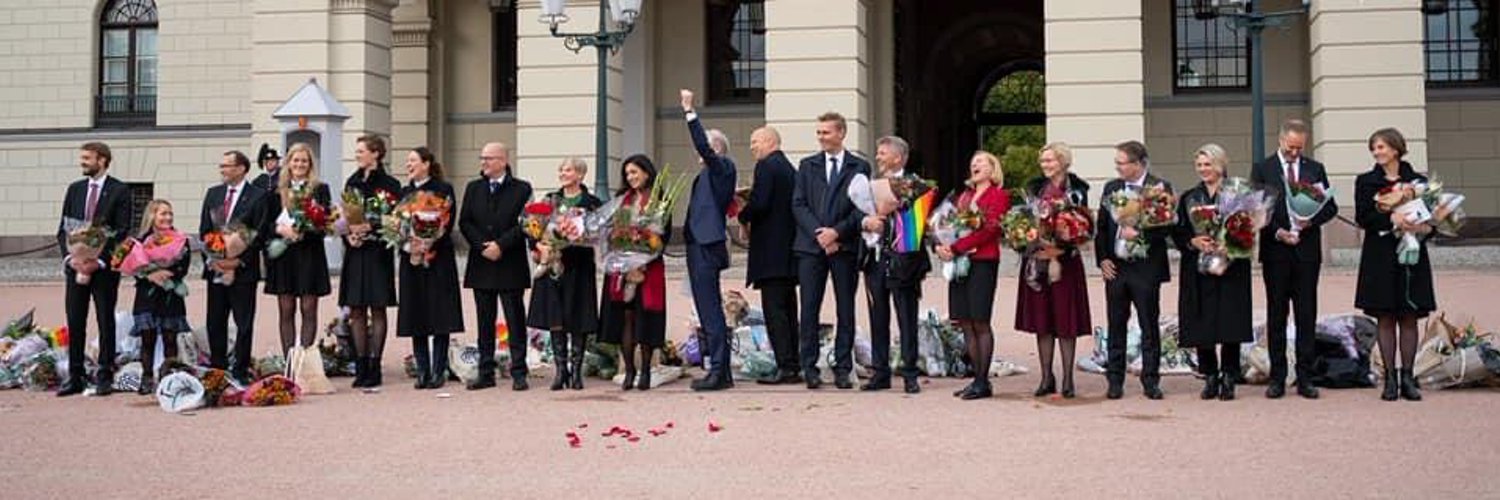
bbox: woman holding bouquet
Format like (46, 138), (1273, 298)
(264, 143), (333, 354)
(1355, 128), (1442, 402)
(1172, 144), (1253, 401)
(128, 200), (191, 394)
(527, 157), (602, 391)
(599, 154), (670, 391)
(1015, 142), (1092, 399)
(934, 151), (1010, 400)
(397, 147), (465, 390)
(340, 135), (401, 389)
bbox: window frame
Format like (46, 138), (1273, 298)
(492, 4), (519, 111)
(1170, 0), (1252, 93)
(705, 0), (767, 105)
(1424, 0), (1500, 87)
(96, 0), (158, 128)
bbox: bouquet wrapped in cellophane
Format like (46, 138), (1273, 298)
(62, 217), (115, 285)
(379, 190), (452, 267)
(1105, 183), (1176, 260)
(1018, 196), (1095, 290)
(335, 188), (398, 244)
(928, 191), (982, 281)
(520, 199), (590, 279)
(597, 166), (689, 302)
(1188, 178), (1274, 276)
(1285, 178), (1334, 235)
(267, 184), (334, 259)
(200, 211), (257, 285)
(1375, 179), (1466, 266)
(114, 229), (191, 297)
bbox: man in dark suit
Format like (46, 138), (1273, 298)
(56, 142), (134, 397)
(740, 125), (801, 385)
(792, 112), (871, 390)
(250, 143), (281, 193)
(200, 150), (269, 385)
(1095, 140), (1173, 400)
(460, 142), (534, 391)
(859, 136), (930, 394)
(1250, 119), (1339, 399)
(678, 89), (739, 391)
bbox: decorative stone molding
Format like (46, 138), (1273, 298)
(331, 0), (398, 21)
(393, 26), (432, 47)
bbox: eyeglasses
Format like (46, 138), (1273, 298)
(479, 156), (504, 162)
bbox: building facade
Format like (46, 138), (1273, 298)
(0, 0), (1496, 253)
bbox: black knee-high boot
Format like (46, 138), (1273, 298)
(550, 332), (569, 391)
(569, 333), (587, 390)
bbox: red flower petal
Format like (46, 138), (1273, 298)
(708, 421), (723, 433)
(627, 436), (641, 443)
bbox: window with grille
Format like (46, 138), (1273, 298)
(706, 0), (766, 103)
(1172, 0), (1250, 91)
(492, 4), (519, 110)
(97, 0), (158, 128)
(1425, 0), (1499, 85)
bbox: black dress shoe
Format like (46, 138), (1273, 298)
(1142, 383), (1164, 400)
(622, 370), (636, 391)
(550, 367), (568, 391)
(137, 377), (155, 396)
(833, 373), (853, 390)
(691, 372), (733, 391)
(1106, 381), (1124, 400)
(428, 375), (446, 390)
(1296, 382), (1320, 399)
(1266, 380), (1286, 399)
(352, 359), (370, 389)
(1060, 379), (1076, 399)
(959, 381), (992, 400)
(1399, 368), (1422, 401)
(1381, 369), (1400, 401)
(1218, 376), (1236, 401)
(953, 381), (972, 397)
(57, 380), (85, 397)
(1034, 377), (1057, 397)
(903, 377), (921, 394)
(512, 377), (528, 391)
(1200, 374), (1221, 400)
(414, 373), (430, 390)
(636, 368), (653, 391)
(860, 377), (891, 391)
(805, 376), (823, 390)
(466, 377), (496, 391)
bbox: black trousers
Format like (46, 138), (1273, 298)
(1196, 344), (1242, 378)
(65, 271), (119, 381)
(1105, 273), (1162, 384)
(866, 265), (920, 380)
(474, 289), (527, 379)
(1263, 259), (1320, 382)
(797, 252), (859, 378)
(206, 280), (257, 377)
(411, 333), (451, 379)
(755, 277), (799, 374)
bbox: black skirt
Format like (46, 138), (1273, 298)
(396, 247), (465, 337)
(263, 236), (332, 297)
(598, 293), (666, 348)
(339, 242), (397, 307)
(131, 280), (191, 336)
(526, 246), (599, 334)
(949, 259), (999, 322)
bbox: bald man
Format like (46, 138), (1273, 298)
(740, 126), (801, 384)
(459, 142), (534, 391)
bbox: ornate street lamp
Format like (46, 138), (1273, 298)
(541, 0), (643, 198)
(1193, 0), (1310, 162)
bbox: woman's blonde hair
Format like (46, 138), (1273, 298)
(1040, 142), (1073, 169)
(137, 199), (172, 238)
(1194, 143), (1230, 176)
(279, 143), (322, 210)
(971, 150), (1005, 187)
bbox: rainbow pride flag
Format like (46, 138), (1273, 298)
(891, 188), (937, 253)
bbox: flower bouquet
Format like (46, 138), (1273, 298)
(1285, 179), (1333, 236)
(1189, 179), (1273, 275)
(267, 185), (333, 259)
(929, 192), (983, 281)
(198, 368), (244, 407)
(520, 200), (590, 279)
(336, 188), (398, 243)
(598, 166), (690, 303)
(243, 374), (300, 407)
(1376, 180), (1465, 265)
(62, 217), (114, 285)
(1026, 197), (1095, 290)
(115, 230), (191, 297)
(382, 191), (452, 267)
(1105, 183), (1176, 260)
(727, 186), (751, 220)
(201, 211), (257, 285)
(1416, 179), (1467, 237)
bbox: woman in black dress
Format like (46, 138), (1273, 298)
(527, 157), (602, 391)
(397, 147), (465, 390)
(1015, 143), (1092, 399)
(599, 154), (670, 391)
(1173, 144), (1253, 401)
(1355, 128), (1443, 402)
(129, 200), (192, 394)
(341, 135), (401, 389)
(264, 143), (333, 354)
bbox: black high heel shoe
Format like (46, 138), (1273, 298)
(1034, 373), (1057, 397)
(1060, 377), (1076, 399)
(1200, 373), (1221, 400)
(622, 369), (637, 391)
(960, 379), (993, 400)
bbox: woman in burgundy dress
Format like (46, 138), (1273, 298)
(1015, 142), (1093, 399)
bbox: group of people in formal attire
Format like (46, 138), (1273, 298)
(53, 99), (1439, 402)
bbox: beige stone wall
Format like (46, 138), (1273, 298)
(1145, 105), (1310, 187)
(0, 1), (94, 130)
(1045, 0), (1144, 183)
(156, 0), (253, 126)
(764, 0), (872, 158)
(1428, 96), (1500, 217)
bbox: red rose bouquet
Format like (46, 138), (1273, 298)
(267, 184), (333, 259)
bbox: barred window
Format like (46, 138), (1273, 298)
(1172, 0), (1250, 91)
(97, 0), (158, 127)
(706, 0), (766, 103)
(492, 3), (519, 110)
(1425, 0), (1499, 85)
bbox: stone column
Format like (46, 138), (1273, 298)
(1043, 0), (1145, 182)
(391, 0), (435, 156)
(764, 0), (872, 159)
(328, 0), (397, 177)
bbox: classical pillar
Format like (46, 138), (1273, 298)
(1043, 0), (1145, 182)
(764, 0), (872, 159)
(391, 0), (435, 156)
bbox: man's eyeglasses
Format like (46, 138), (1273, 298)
(479, 156), (504, 162)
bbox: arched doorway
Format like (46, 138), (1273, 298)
(976, 65), (1045, 194)
(894, 0), (1043, 193)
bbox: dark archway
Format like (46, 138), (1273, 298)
(895, 0), (1043, 193)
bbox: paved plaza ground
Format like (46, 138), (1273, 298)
(1, 258), (1498, 498)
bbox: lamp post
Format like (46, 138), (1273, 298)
(540, 0), (642, 199)
(1192, 0), (1309, 162)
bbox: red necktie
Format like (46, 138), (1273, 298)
(84, 182), (100, 221)
(1287, 162), (1299, 184)
(221, 186), (236, 221)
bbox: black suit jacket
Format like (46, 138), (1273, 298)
(199, 181), (270, 282)
(1249, 154), (1338, 263)
(739, 150), (798, 285)
(57, 175), (133, 276)
(1095, 174), (1174, 284)
(792, 151), (871, 256)
(460, 170), (533, 291)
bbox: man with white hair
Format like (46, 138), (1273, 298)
(859, 136), (930, 393)
(680, 88), (738, 391)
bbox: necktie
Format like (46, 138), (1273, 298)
(828, 156), (838, 184)
(222, 186), (236, 221)
(85, 182), (100, 221)
(1287, 161), (1299, 184)
(489, 181), (499, 194)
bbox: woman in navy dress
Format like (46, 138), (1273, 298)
(527, 157), (602, 391)
(263, 143), (332, 354)
(598, 154), (670, 391)
(340, 135), (401, 389)
(396, 147), (465, 390)
(1014, 143), (1092, 399)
